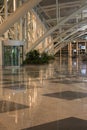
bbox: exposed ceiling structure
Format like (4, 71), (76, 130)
(29, 0), (87, 53)
(1, 0), (87, 53)
(39, 0), (87, 36)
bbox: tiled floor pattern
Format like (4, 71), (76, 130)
(0, 100), (29, 113)
(43, 91), (87, 100)
(0, 58), (87, 129)
(23, 117), (87, 130)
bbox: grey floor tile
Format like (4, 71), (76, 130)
(0, 100), (29, 113)
(43, 91), (87, 100)
(23, 117), (87, 130)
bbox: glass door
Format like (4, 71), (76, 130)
(4, 46), (20, 66)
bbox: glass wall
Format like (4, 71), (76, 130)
(4, 46), (23, 66)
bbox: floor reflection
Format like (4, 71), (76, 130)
(23, 117), (87, 130)
(55, 56), (87, 77)
(0, 56), (87, 129)
(0, 100), (29, 113)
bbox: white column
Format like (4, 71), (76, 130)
(76, 41), (78, 56)
(76, 57), (79, 72)
(68, 42), (72, 57)
(60, 48), (61, 57)
(4, 0), (8, 38)
(85, 42), (86, 53)
(13, 0), (16, 11)
(68, 57), (72, 74)
(4, 0), (8, 18)
(0, 41), (3, 66)
(56, 0), (59, 24)
(13, 0), (18, 39)
(19, 0), (23, 40)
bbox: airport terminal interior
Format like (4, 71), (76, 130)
(0, 0), (87, 129)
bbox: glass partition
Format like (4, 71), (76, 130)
(4, 46), (23, 66)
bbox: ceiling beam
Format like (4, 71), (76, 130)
(0, 0), (42, 36)
(42, 1), (81, 10)
(29, 3), (87, 51)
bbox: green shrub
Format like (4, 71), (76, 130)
(23, 50), (54, 65)
(41, 52), (49, 63)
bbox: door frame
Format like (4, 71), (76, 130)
(3, 40), (24, 66)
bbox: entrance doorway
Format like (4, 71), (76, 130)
(4, 46), (23, 66)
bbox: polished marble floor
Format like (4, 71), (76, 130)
(0, 57), (87, 129)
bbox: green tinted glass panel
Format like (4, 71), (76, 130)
(4, 46), (19, 66)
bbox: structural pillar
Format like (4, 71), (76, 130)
(19, 0), (23, 41)
(68, 57), (72, 74)
(4, 0), (8, 38)
(0, 41), (3, 66)
(60, 48), (62, 57)
(68, 42), (72, 57)
(76, 41), (78, 56)
(13, 0), (18, 40)
(56, 0), (59, 24)
(76, 57), (79, 72)
(59, 49), (62, 72)
(85, 42), (86, 53)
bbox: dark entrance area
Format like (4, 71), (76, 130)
(4, 46), (23, 66)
